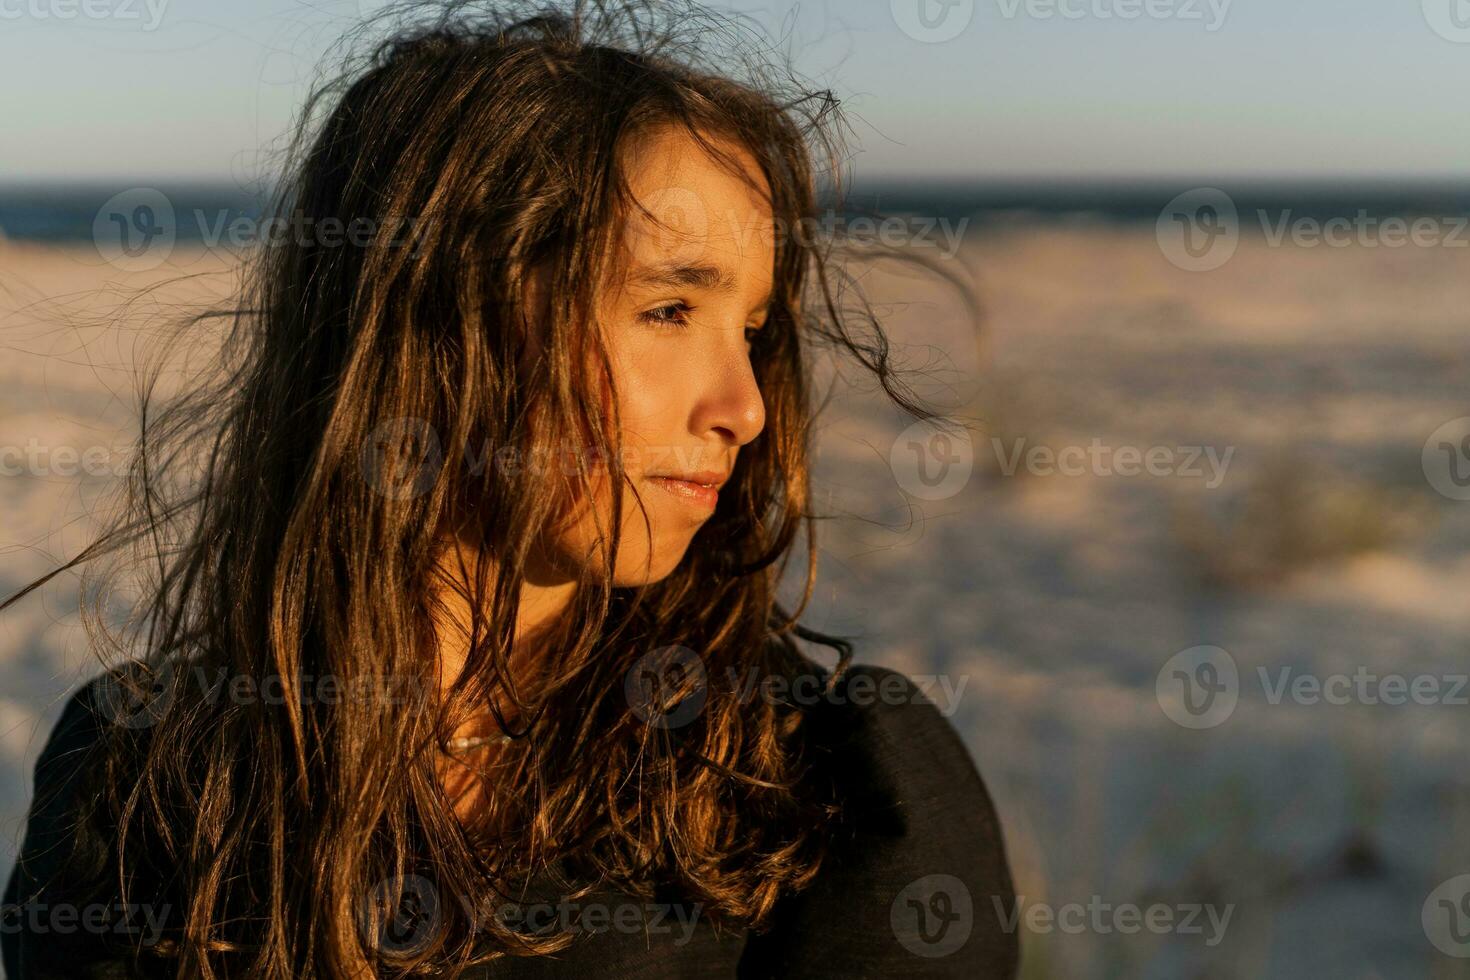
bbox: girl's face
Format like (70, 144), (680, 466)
(543, 126), (774, 585)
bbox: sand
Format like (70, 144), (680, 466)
(3, 226), (1468, 977)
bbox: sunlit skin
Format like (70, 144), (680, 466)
(433, 126), (774, 803)
(551, 126), (773, 584)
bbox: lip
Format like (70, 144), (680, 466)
(646, 471), (728, 511)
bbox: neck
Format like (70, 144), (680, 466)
(430, 532), (578, 729)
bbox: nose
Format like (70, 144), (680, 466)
(692, 339), (766, 448)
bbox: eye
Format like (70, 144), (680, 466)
(639, 302), (693, 330)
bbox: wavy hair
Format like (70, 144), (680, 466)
(5, 1), (968, 975)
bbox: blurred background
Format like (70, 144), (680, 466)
(4, 1), (1470, 976)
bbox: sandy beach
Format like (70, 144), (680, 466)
(3, 225), (1468, 978)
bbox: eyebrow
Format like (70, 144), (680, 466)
(627, 262), (773, 312)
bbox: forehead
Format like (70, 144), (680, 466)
(615, 126), (775, 282)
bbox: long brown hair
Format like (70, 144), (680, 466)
(5, 1), (965, 975)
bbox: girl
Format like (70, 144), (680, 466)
(2, 2), (1016, 976)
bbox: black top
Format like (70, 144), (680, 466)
(3, 664), (1019, 978)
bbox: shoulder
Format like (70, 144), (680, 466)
(3, 668), (155, 979)
(12, 661), (171, 857)
(8, 669), (122, 874)
(805, 663), (1013, 870)
(14, 671), (117, 839)
(740, 661), (1019, 978)
(19, 664), (159, 795)
(816, 664), (992, 816)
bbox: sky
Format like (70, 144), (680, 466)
(3, 0), (1470, 182)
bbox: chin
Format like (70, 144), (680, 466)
(610, 556), (686, 587)
(607, 535), (695, 586)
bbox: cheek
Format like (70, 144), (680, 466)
(547, 376), (657, 544)
(526, 332), (699, 582)
(536, 458), (686, 585)
(606, 349), (679, 477)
